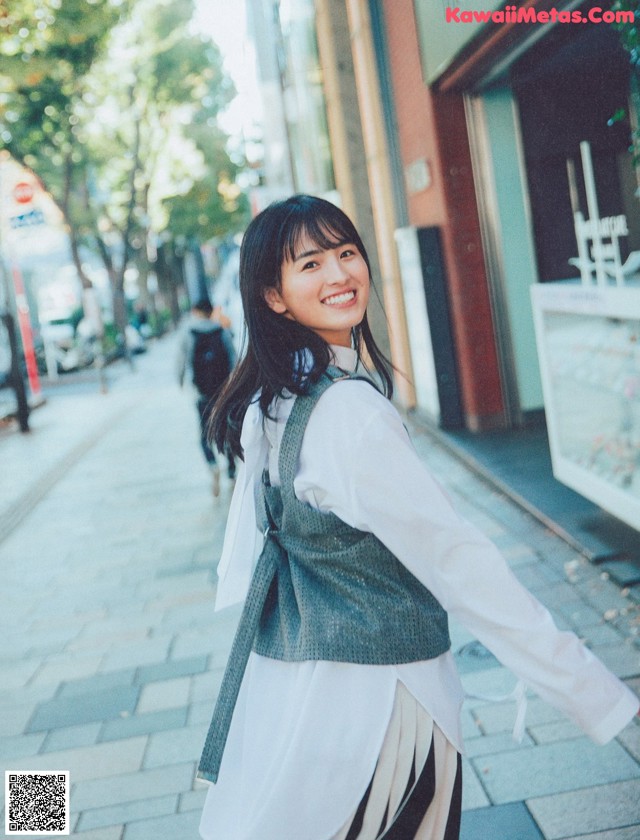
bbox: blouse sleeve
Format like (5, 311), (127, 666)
(295, 381), (639, 744)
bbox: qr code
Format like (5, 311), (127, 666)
(5, 771), (70, 835)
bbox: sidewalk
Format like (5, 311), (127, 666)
(0, 332), (638, 839)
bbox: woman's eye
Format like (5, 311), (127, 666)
(341, 248), (356, 258)
(302, 260), (318, 270)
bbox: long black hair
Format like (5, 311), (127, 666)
(211, 194), (394, 459)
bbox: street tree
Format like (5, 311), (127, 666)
(0, 0), (127, 291)
(1, 0), (247, 343)
(83, 0), (240, 331)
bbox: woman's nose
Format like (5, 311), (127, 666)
(325, 256), (349, 283)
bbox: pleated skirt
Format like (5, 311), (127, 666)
(332, 682), (462, 840)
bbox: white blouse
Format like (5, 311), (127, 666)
(200, 345), (638, 840)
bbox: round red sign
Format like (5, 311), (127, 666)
(13, 182), (34, 204)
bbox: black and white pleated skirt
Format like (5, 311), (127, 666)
(332, 682), (462, 840)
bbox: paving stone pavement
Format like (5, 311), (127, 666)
(1, 332), (639, 839)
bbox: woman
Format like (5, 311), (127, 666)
(197, 195), (638, 840)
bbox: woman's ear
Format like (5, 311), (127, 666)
(264, 287), (287, 315)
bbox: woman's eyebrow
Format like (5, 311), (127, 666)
(294, 247), (323, 262)
(293, 240), (352, 262)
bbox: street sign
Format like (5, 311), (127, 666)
(9, 209), (46, 229)
(13, 181), (34, 204)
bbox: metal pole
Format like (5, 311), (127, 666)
(580, 141), (606, 286)
(0, 159), (29, 432)
(1, 307), (30, 432)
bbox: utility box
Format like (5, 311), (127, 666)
(394, 226), (463, 429)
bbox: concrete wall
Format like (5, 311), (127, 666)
(383, 0), (505, 429)
(344, 0), (417, 406)
(314, 0), (391, 362)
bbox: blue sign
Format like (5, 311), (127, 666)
(9, 210), (46, 229)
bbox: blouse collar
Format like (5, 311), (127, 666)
(330, 344), (358, 372)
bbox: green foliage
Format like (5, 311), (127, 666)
(613, 1), (640, 167)
(101, 321), (121, 356)
(613, 0), (640, 59)
(165, 171), (249, 240)
(0, 0), (123, 70)
(147, 306), (172, 336)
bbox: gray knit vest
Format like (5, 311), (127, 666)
(198, 367), (450, 783)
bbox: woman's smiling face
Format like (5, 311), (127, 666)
(264, 233), (370, 348)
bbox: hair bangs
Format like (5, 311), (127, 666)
(279, 201), (364, 267)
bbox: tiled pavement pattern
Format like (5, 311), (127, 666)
(1, 332), (639, 839)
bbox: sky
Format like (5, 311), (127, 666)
(191, 0), (262, 146)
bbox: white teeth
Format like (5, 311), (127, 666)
(323, 291), (355, 305)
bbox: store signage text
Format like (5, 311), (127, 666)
(575, 215), (628, 240)
(9, 209), (45, 229)
(574, 211), (629, 287)
(572, 142), (632, 288)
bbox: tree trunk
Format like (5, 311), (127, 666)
(68, 229), (94, 291)
(60, 152), (94, 291)
(169, 245), (185, 325)
(134, 183), (156, 324)
(108, 86), (144, 363)
(187, 236), (210, 304)
(94, 233), (119, 310)
(155, 242), (182, 326)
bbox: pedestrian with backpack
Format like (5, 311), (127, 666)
(178, 298), (236, 495)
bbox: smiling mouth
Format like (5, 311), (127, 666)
(322, 290), (356, 306)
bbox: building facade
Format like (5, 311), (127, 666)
(392, 0), (639, 529)
(247, 2), (639, 496)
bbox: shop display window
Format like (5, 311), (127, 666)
(532, 284), (640, 529)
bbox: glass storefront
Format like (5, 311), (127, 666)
(513, 21), (639, 283)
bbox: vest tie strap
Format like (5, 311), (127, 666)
(197, 533), (281, 783)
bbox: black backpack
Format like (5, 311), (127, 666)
(191, 328), (231, 397)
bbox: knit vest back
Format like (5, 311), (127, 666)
(197, 367), (450, 783)
(253, 367), (451, 664)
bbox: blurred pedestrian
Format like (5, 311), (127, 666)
(197, 195), (638, 839)
(178, 298), (236, 495)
